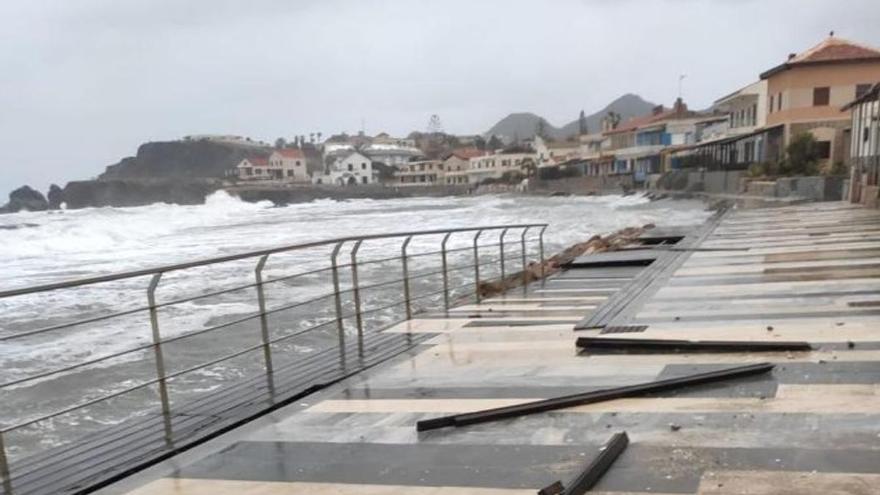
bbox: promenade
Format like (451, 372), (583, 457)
(107, 202), (880, 495)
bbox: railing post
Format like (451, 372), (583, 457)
(254, 255), (276, 397)
(520, 226), (530, 294)
(147, 273), (174, 446)
(473, 230), (484, 303)
(330, 241), (347, 367)
(440, 232), (452, 311)
(350, 240), (365, 357)
(498, 228), (509, 283)
(0, 430), (11, 495)
(538, 225), (548, 282)
(401, 236), (414, 320)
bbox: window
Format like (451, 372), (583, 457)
(864, 127), (871, 143)
(296, 160), (301, 166)
(777, 92), (783, 111)
(813, 87), (830, 106)
(769, 95), (774, 114)
(347, 163), (353, 171)
(245, 167), (252, 176)
(816, 140), (831, 159)
(361, 162), (367, 169)
(361, 176), (368, 184)
(856, 84), (873, 99)
(286, 170), (293, 177)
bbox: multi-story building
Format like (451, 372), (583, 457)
(395, 160), (444, 187)
(603, 99), (703, 181)
(234, 149), (309, 182)
(443, 149), (485, 185)
(532, 136), (580, 167)
(361, 142), (423, 167)
(468, 149), (536, 184)
(676, 35), (880, 173)
(761, 35), (880, 169)
(313, 151), (375, 186)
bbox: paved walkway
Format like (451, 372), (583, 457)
(107, 202), (880, 495)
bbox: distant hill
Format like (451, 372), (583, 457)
(484, 94), (656, 141)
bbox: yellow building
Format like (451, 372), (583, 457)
(760, 35), (880, 168)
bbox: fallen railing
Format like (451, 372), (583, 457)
(0, 223), (548, 494)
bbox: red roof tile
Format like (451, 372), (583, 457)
(244, 157), (269, 166)
(791, 36), (880, 64)
(762, 36), (880, 78)
(450, 148), (486, 160)
(275, 148), (305, 159)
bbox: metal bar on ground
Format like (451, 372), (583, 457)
(350, 240), (365, 356)
(415, 362), (774, 431)
(254, 254), (276, 397)
(538, 431), (629, 495)
(146, 273), (174, 446)
(576, 337), (812, 354)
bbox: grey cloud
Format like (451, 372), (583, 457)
(1, 0), (878, 196)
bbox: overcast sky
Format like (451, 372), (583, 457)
(1, 0), (879, 197)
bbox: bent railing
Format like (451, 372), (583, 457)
(0, 223), (548, 494)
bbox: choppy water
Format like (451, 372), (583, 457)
(0, 192), (711, 460)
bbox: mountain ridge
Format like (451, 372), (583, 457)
(484, 94), (656, 141)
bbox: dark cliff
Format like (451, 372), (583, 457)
(61, 179), (222, 209)
(100, 140), (271, 179)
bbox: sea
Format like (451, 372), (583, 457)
(0, 192), (711, 460)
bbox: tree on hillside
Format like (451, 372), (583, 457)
(316, 132), (323, 143)
(487, 134), (504, 150)
(275, 137), (286, 149)
(605, 111), (622, 130)
(474, 135), (487, 150)
(578, 110), (588, 135)
(535, 119), (548, 140)
(782, 132), (820, 176)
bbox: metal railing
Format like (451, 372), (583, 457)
(0, 223), (548, 494)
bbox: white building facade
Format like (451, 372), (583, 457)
(314, 151), (376, 186)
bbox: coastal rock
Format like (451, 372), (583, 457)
(47, 184), (64, 209)
(0, 185), (49, 213)
(100, 140), (270, 179)
(61, 179), (221, 209)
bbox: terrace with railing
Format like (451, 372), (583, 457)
(0, 223), (548, 495)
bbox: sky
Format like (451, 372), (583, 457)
(1, 0), (879, 198)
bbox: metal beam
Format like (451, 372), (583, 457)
(416, 362), (774, 431)
(576, 337), (812, 354)
(538, 432), (629, 495)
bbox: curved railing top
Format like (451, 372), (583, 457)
(0, 223), (548, 299)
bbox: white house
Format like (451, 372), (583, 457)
(235, 157), (271, 180)
(234, 149), (309, 182)
(268, 149), (309, 182)
(314, 151), (375, 186)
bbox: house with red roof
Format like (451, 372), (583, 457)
(234, 148), (309, 182)
(442, 148), (486, 185)
(760, 35), (880, 168)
